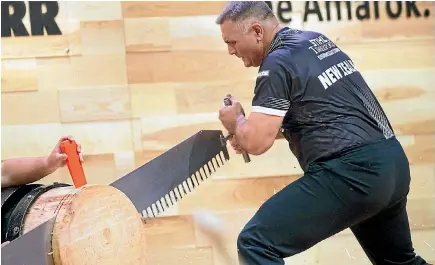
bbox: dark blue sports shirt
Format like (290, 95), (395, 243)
(252, 27), (395, 172)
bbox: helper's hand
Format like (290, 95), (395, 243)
(219, 94), (246, 134)
(47, 136), (83, 170)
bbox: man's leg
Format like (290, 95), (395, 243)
(236, 161), (391, 265)
(351, 197), (430, 265)
(349, 139), (431, 265)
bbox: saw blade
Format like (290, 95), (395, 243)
(1, 217), (55, 265)
(110, 130), (230, 219)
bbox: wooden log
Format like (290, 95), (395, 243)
(5, 184), (146, 265)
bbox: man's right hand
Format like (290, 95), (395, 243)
(230, 136), (244, 154)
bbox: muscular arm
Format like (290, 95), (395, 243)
(234, 113), (283, 155)
(1, 157), (56, 188)
(234, 53), (291, 155)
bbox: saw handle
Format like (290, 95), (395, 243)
(60, 139), (87, 188)
(223, 97), (251, 163)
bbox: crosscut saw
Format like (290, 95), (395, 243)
(1, 130), (231, 265)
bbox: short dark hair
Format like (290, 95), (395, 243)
(215, 1), (275, 24)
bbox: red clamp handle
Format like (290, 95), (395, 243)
(60, 139), (87, 188)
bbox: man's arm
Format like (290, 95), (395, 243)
(1, 157), (57, 188)
(233, 113), (283, 155)
(1, 136), (83, 188)
(234, 55), (291, 155)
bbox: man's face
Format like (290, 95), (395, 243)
(220, 20), (263, 68)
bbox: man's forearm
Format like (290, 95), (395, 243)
(233, 116), (263, 155)
(1, 157), (55, 188)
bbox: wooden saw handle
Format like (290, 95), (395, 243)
(60, 139), (87, 188)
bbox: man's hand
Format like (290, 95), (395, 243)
(1, 135), (85, 188)
(46, 136), (84, 171)
(230, 136), (244, 154)
(218, 95), (246, 134)
(217, 95), (284, 156)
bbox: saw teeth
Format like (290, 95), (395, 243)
(141, 151), (229, 221)
(165, 195), (172, 207)
(195, 172), (202, 183)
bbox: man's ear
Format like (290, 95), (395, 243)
(251, 23), (264, 40)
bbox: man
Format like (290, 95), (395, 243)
(217, 2), (430, 265)
(1, 135), (83, 188)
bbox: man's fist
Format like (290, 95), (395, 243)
(47, 136), (83, 170)
(230, 136), (244, 154)
(219, 95), (246, 134)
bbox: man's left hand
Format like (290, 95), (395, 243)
(219, 95), (246, 134)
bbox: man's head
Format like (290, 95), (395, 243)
(216, 1), (281, 67)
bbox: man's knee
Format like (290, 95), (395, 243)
(236, 225), (254, 254)
(236, 223), (285, 261)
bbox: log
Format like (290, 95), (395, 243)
(2, 183), (147, 265)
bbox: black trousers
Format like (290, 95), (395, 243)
(237, 137), (431, 265)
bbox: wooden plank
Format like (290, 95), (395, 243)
(66, 1), (123, 21)
(130, 79), (254, 117)
(366, 68), (435, 135)
(174, 78), (255, 114)
(1, 121), (134, 159)
(168, 15), (227, 52)
(124, 18), (171, 52)
(1, 59), (38, 92)
(1, 19), (81, 59)
(408, 195), (435, 231)
(58, 85), (131, 123)
(361, 4), (435, 41)
(1, 90), (60, 125)
(122, 1), (228, 18)
(1, 123), (63, 158)
(60, 121), (134, 155)
(400, 134), (435, 165)
(409, 164), (435, 199)
(80, 20), (126, 55)
(339, 39), (434, 71)
(125, 51), (257, 84)
(131, 119), (144, 153)
(129, 83), (178, 118)
(144, 247), (214, 265)
(139, 112), (224, 150)
(36, 57), (73, 91)
(143, 215), (196, 249)
(70, 54), (128, 87)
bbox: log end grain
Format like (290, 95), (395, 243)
(51, 185), (146, 265)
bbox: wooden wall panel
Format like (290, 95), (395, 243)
(1, 1), (434, 264)
(1, 90), (60, 125)
(80, 20), (126, 55)
(1, 59), (38, 92)
(58, 85), (131, 123)
(122, 1), (228, 18)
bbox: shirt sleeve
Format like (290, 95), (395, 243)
(251, 54), (292, 117)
